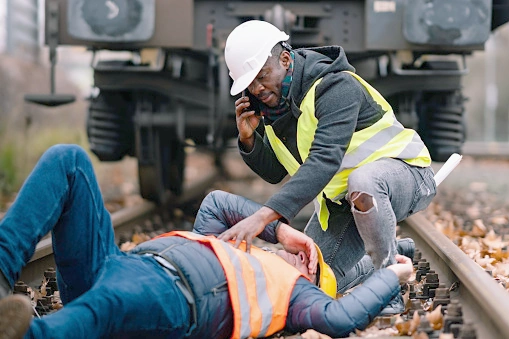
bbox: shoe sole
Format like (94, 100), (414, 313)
(0, 294), (33, 339)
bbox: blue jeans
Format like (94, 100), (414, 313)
(0, 144), (191, 338)
(306, 158), (436, 293)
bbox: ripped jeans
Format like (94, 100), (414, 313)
(305, 158), (436, 293)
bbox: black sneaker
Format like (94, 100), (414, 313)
(397, 238), (415, 261)
(379, 293), (405, 316)
(0, 294), (33, 338)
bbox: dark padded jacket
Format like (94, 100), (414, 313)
(131, 191), (401, 338)
(240, 46), (388, 224)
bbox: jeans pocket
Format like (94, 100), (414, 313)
(407, 168), (437, 217)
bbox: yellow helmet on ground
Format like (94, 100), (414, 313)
(315, 244), (337, 298)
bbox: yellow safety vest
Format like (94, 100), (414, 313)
(155, 231), (306, 339)
(265, 71), (431, 231)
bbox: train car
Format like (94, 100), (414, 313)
(26, 0), (509, 203)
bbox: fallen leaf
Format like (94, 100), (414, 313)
(489, 215), (508, 225)
(426, 305), (443, 330)
(132, 232), (151, 245)
(395, 310), (420, 335)
(465, 206), (481, 220)
(482, 231), (508, 249)
(120, 241), (137, 252)
(488, 248), (509, 262)
(470, 219), (486, 237)
(494, 263), (509, 277)
(475, 255), (496, 268)
(40, 277), (48, 297)
(412, 332), (429, 339)
(300, 329), (332, 339)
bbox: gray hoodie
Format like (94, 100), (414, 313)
(240, 46), (386, 224)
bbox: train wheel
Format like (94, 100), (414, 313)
(87, 91), (134, 161)
(137, 130), (185, 204)
(418, 91), (466, 162)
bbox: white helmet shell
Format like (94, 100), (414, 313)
(225, 20), (289, 96)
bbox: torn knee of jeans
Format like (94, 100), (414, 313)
(349, 191), (376, 212)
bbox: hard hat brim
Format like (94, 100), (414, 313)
(230, 68), (260, 96)
(315, 244), (337, 298)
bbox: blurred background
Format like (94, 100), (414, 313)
(0, 0), (508, 210)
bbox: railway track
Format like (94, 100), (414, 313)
(14, 166), (509, 338)
(400, 213), (509, 339)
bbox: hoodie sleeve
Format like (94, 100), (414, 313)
(263, 72), (365, 223)
(239, 131), (289, 184)
(285, 269), (401, 337)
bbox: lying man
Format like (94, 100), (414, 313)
(0, 144), (413, 339)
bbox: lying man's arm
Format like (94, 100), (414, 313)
(285, 256), (412, 337)
(194, 190), (318, 274)
(193, 190), (280, 243)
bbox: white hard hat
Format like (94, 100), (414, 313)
(225, 20), (289, 96)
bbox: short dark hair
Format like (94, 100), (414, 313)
(270, 43), (285, 58)
(268, 42), (292, 66)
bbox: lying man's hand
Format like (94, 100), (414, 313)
(387, 254), (414, 284)
(276, 223), (318, 275)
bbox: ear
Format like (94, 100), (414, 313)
(298, 252), (306, 263)
(280, 50), (292, 70)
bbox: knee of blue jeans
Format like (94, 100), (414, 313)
(46, 143), (83, 154)
(44, 144), (88, 163)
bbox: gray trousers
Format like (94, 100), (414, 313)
(305, 158), (436, 293)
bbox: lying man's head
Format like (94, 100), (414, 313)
(268, 245), (337, 298)
(276, 250), (315, 281)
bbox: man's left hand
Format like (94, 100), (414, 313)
(277, 223), (318, 275)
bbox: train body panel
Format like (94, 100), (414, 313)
(30, 0), (509, 202)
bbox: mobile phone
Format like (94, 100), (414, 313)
(242, 90), (260, 116)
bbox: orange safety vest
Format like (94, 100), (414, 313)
(155, 231), (306, 339)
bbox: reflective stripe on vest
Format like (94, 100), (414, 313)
(265, 71), (431, 230)
(155, 231), (305, 339)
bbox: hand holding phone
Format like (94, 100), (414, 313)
(235, 90), (260, 151)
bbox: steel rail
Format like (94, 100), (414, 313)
(19, 168), (219, 287)
(402, 212), (509, 339)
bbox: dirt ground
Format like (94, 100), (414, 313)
(429, 155), (509, 236)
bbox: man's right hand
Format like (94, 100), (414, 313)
(387, 255), (414, 284)
(218, 206), (280, 253)
(217, 213), (267, 253)
(235, 95), (260, 151)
